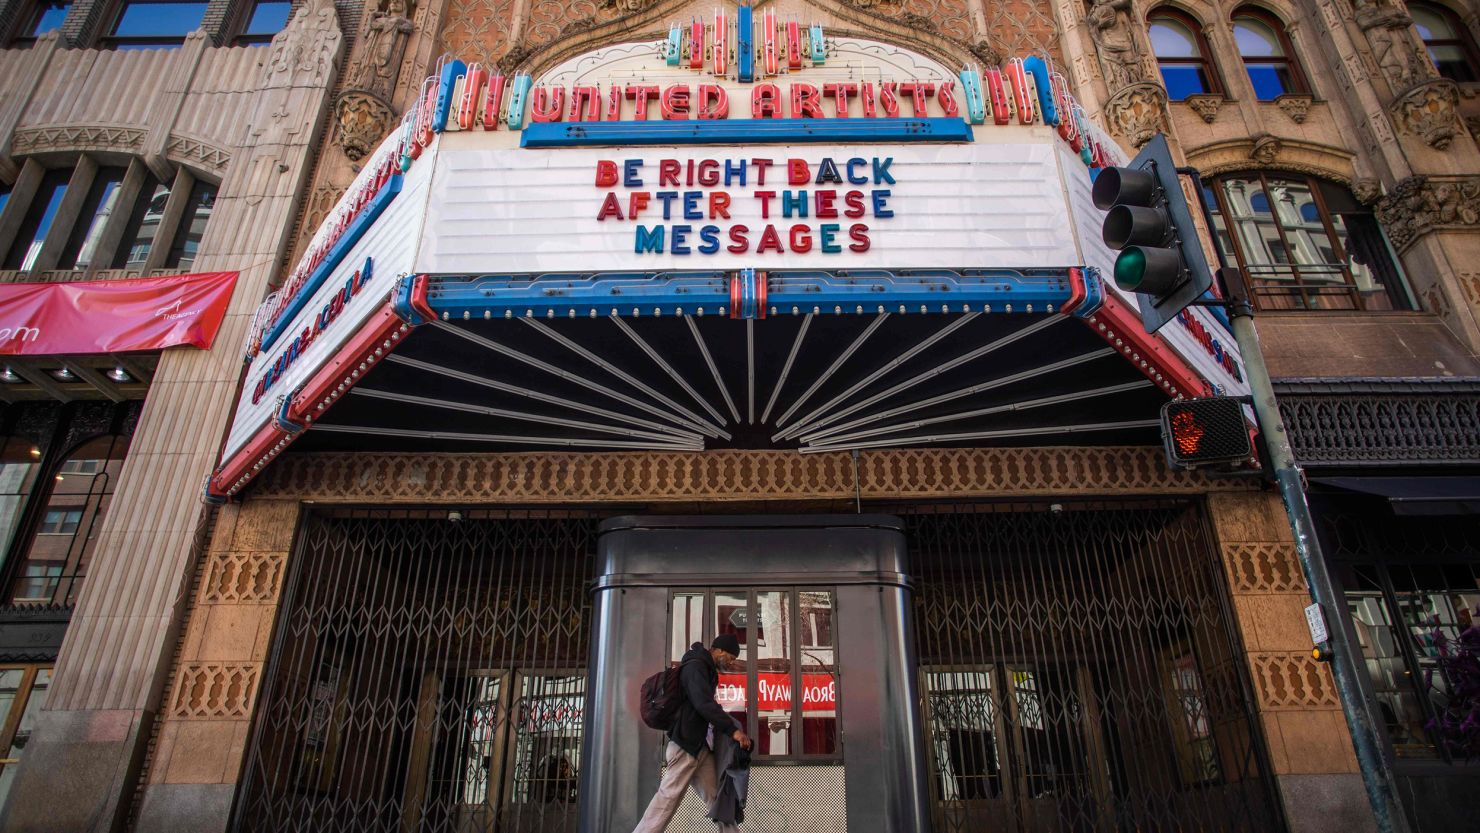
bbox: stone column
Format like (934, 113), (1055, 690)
(0, 4), (341, 832)
(132, 499), (301, 833)
(1206, 492), (1377, 833)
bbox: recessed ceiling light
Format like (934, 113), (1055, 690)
(50, 368), (76, 382)
(106, 367), (131, 383)
(0, 368), (19, 384)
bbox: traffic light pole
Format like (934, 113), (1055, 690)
(1215, 271), (1413, 833)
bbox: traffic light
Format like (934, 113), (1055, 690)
(1093, 133), (1213, 333)
(1160, 397), (1252, 468)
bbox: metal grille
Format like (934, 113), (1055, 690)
(904, 502), (1283, 833)
(232, 510), (599, 833)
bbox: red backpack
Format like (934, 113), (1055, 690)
(639, 659), (696, 731)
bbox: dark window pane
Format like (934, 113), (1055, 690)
(3, 169), (70, 271)
(111, 1), (207, 38)
(165, 180), (215, 269)
(113, 178), (167, 270)
(24, 0), (70, 37)
(1245, 64), (1292, 100)
(1429, 45), (1478, 82)
(1160, 65), (1209, 100)
(58, 166), (125, 270)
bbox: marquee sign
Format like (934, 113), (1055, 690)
(208, 17), (1249, 501)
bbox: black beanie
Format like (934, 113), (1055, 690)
(712, 634), (740, 656)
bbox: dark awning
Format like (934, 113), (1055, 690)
(1312, 476), (1480, 515)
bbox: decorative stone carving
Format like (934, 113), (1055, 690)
(1389, 79), (1461, 149)
(348, 0), (414, 103)
(968, 40), (1003, 67)
(10, 124), (145, 156)
(1376, 175), (1480, 249)
(1086, 0), (1147, 92)
(1353, 0), (1436, 93)
(266, 0), (340, 88)
(1250, 134), (1282, 165)
(1104, 83), (1167, 147)
(333, 91), (396, 161)
(1184, 93), (1223, 124)
(165, 134), (232, 174)
(498, 43), (535, 73)
(1352, 178), (1383, 205)
(601, 0), (656, 10)
(1274, 93), (1313, 124)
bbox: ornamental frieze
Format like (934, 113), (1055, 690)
(1376, 175), (1480, 250)
(1389, 79), (1462, 149)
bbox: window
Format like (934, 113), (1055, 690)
(164, 179), (215, 269)
(1343, 561), (1480, 762)
(1410, 3), (1480, 83)
(1148, 10), (1220, 99)
(0, 666), (51, 814)
(1210, 172), (1412, 311)
(36, 509), (80, 535)
(2, 169), (68, 271)
(104, 0), (208, 48)
(13, 1), (70, 44)
(113, 176), (169, 269)
(671, 589), (838, 759)
(56, 166), (125, 270)
(1233, 8), (1307, 100)
(6, 434), (129, 606)
(235, 0), (292, 45)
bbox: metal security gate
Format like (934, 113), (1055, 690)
(233, 510), (599, 833)
(904, 501), (1284, 833)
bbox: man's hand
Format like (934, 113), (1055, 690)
(732, 729), (753, 751)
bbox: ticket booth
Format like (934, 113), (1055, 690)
(580, 515), (930, 832)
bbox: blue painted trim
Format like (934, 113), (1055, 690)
(1074, 266), (1105, 318)
(1022, 56), (1058, 126)
(736, 6), (754, 83)
(423, 268), (1073, 319)
(260, 174), (403, 352)
(520, 117), (973, 147)
(274, 390), (305, 434)
(433, 59), (467, 133)
(201, 474), (228, 505)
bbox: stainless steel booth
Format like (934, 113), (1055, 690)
(579, 515), (930, 833)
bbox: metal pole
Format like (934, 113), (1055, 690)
(1220, 269), (1412, 833)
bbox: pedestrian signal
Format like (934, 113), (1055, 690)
(1161, 397), (1251, 468)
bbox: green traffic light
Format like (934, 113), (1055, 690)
(1114, 248), (1146, 291)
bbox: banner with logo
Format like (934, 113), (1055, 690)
(0, 271), (237, 356)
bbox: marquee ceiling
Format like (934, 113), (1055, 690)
(292, 310), (1164, 454)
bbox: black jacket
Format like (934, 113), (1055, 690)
(669, 642), (735, 756)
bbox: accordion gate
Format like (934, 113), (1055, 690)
(232, 501), (1281, 832)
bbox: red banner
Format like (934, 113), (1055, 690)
(717, 672), (837, 712)
(0, 271), (237, 356)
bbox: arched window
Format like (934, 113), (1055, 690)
(7, 434), (129, 605)
(1232, 8), (1308, 100)
(1148, 9), (1221, 99)
(1410, 2), (1480, 83)
(1208, 172), (1413, 311)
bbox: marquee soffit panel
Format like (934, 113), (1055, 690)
(206, 26), (1249, 501)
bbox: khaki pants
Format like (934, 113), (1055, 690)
(631, 740), (739, 832)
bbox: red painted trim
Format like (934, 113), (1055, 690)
(409, 274), (436, 322)
(757, 270), (768, 319)
(729, 273), (741, 319)
(1081, 293), (1209, 399)
(289, 305), (409, 425)
(1060, 266), (1086, 316)
(211, 303), (412, 496)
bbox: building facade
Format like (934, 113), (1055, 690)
(0, 0), (1468, 832)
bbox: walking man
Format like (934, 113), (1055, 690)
(633, 634), (753, 832)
